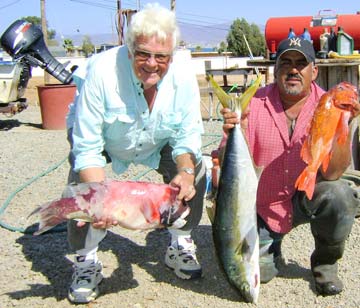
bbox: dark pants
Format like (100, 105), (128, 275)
(66, 130), (206, 252)
(259, 178), (358, 284)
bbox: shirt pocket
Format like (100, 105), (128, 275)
(154, 112), (182, 139)
(103, 107), (136, 140)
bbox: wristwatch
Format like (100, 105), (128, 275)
(179, 167), (195, 175)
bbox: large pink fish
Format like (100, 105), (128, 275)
(30, 180), (190, 235)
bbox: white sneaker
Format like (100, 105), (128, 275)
(165, 238), (202, 279)
(68, 256), (103, 304)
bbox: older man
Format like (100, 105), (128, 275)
(66, 3), (206, 304)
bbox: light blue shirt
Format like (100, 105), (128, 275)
(69, 45), (204, 174)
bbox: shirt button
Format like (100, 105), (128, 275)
(143, 127), (146, 131)
(285, 169), (289, 173)
(287, 150), (291, 154)
(139, 143), (142, 147)
(284, 185), (288, 190)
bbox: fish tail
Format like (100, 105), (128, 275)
(295, 168), (317, 200)
(29, 198), (79, 235)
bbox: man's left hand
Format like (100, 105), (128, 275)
(170, 172), (196, 201)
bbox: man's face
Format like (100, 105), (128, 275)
(130, 35), (173, 89)
(275, 50), (318, 99)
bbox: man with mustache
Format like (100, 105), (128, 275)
(220, 37), (360, 296)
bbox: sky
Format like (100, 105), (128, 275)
(0, 0), (359, 38)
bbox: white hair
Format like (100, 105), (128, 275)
(125, 3), (180, 53)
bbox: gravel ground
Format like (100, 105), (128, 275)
(1, 106), (360, 308)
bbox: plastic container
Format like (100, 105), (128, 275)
(328, 27), (337, 52)
(288, 27), (296, 39)
(37, 84), (76, 130)
(336, 27), (354, 55)
(300, 28), (312, 42)
(211, 149), (220, 195)
(202, 155), (213, 199)
(318, 28), (330, 58)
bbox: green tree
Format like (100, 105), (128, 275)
(63, 38), (74, 55)
(22, 16), (56, 40)
(82, 35), (94, 57)
(217, 41), (228, 54)
(226, 18), (266, 57)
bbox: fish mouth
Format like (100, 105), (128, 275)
(160, 201), (190, 229)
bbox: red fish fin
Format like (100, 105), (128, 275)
(321, 152), (332, 173)
(30, 198), (79, 235)
(300, 139), (311, 164)
(336, 112), (350, 144)
(295, 168), (316, 200)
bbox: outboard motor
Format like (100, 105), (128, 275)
(0, 19), (73, 84)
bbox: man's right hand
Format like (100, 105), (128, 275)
(220, 107), (249, 135)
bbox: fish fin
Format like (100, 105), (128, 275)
(321, 152), (332, 172)
(336, 112), (350, 144)
(237, 75), (262, 112)
(295, 168), (316, 200)
(209, 74), (262, 114)
(300, 139), (312, 164)
(207, 74), (232, 109)
(206, 201), (216, 224)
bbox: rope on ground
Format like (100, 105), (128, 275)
(0, 156), (68, 234)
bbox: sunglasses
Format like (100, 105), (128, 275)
(133, 48), (172, 64)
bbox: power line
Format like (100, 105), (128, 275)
(0, 0), (22, 10)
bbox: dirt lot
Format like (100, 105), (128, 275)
(0, 76), (359, 308)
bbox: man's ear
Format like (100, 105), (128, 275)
(311, 64), (319, 81)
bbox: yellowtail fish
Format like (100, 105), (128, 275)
(208, 75), (261, 303)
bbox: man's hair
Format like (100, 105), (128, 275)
(126, 3), (180, 53)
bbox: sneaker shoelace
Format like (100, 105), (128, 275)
(74, 264), (98, 284)
(178, 245), (197, 264)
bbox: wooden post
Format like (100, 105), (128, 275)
(117, 0), (124, 45)
(40, 0), (50, 84)
(171, 0), (176, 11)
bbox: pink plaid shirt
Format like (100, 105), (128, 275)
(220, 82), (325, 233)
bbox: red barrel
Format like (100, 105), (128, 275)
(265, 10), (360, 52)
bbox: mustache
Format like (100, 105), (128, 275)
(286, 73), (302, 81)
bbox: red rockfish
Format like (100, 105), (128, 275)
(30, 180), (190, 235)
(295, 81), (359, 200)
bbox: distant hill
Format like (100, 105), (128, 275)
(59, 22), (230, 48)
(59, 22), (265, 49)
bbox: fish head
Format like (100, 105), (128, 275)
(159, 186), (190, 229)
(241, 282), (259, 304)
(331, 81), (359, 114)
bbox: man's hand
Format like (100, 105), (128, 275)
(170, 171), (195, 202)
(220, 107), (249, 135)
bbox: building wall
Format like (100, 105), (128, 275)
(28, 48), (269, 77)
